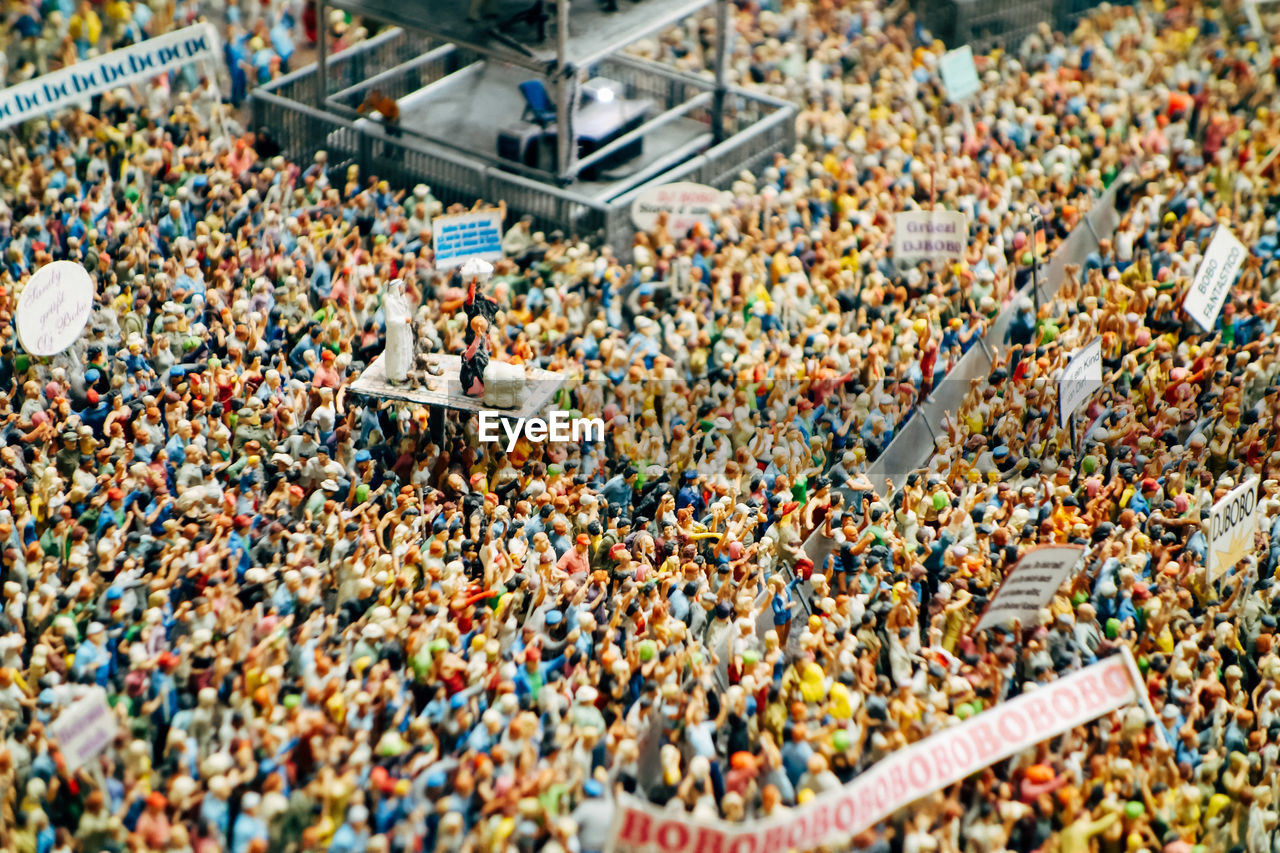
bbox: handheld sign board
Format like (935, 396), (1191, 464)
(432, 210), (505, 270)
(975, 545), (1086, 632)
(1183, 227), (1246, 332)
(893, 210), (968, 265)
(939, 45), (981, 102)
(1208, 476), (1260, 580)
(16, 261), (95, 356)
(1057, 337), (1103, 428)
(630, 182), (730, 237)
(48, 688), (117, 771)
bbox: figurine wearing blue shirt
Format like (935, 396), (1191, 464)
(72, 622), (112, 686)
(329, 804), (372, 853)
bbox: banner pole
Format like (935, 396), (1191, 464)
(205, 57), (230, 145)
(1119, 645), (1167, 747)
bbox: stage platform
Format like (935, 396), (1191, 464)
(328, 0), (715, 71)
(349, 353), (566, 420)
(252, 8), (796, 251)
(351, 60), (712, 203)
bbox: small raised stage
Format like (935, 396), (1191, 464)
(349, 354), (565, 420)
(326, 0), (716, 71)
(252, 0), (795, 250)
(350, 60), (712, 204)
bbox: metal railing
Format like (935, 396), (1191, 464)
(253, 89), (363, 168)
(254, 85), (617, 235)
(610, 96), (795, 196)
(863, 168), (1132, 498)
(326, 43), (469, 111)
(924, 0), (1133, 52)
(800, 166), (1135, 578)
(252, 35), (795, 249)
(266, 26), (418, 104)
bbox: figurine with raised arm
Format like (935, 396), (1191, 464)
(460, 258), (499, 398)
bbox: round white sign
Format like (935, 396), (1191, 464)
(630, 182), (731, 237)
(15, 261), (95, 356)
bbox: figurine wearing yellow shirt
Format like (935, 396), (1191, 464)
(1058, 798), (1122, 853)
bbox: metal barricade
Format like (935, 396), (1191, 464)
(250, 36), (796, 247)
(926, 0), (1133, 51)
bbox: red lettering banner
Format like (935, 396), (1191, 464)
(605, 651), (1143, 853)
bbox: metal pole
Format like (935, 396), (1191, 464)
(555, 0), (573, 181)
(1083, 212), (1100, 245)
(919, 407), (939, 446)
(712, 0), (730, 144)
(976, 333), (994, 364)
(316, 0), (328, 110)
(1030, 210), (1042, 315)
(205, 58), (231, 145)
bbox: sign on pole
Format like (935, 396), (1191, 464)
(15, 261), (95, 356)
(1057, 337), (1103, 428)
(1208, 476), (1260, 580)
(939, 45), (980, 103)
(0, 24), (220, 131)
(1244, 0), (1278, 60)
(431, 210), (505, 270)
(605, 651), (1143, 853)
(974, 545), (1086, 632)
(48, 687), (117, 771)
(629, 182), (730, 237)
(1183, 226), (1246, 332)
(1246, 0), (1265, 37)
(892, 210), (968, 265)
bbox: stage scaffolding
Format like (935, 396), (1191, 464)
(251, 0), (795, 249)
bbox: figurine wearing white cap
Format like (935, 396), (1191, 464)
(460, 258), (497, 398)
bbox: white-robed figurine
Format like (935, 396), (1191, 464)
(383, 279), (413, 384)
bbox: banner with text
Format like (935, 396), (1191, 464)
(432, 210), (504, 269)
(1184, 226), (1246, 332)
(49, 688), (118, 771)
(940, 44), (980, 102)
(893, 210), (968, 265)
(0, 24), (220, 130)
(630, 182), (731, 237)
(605, 652), (1142, 853)
(1209, 476), (1260, 580)
(974, 545), (1085, 632)
(1057, 337), (1103, 428)
(15, 261), (95, 356)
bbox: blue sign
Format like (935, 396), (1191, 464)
(432, 211), (504, 269)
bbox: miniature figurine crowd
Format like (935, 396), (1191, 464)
(5, 1), (1280, 852)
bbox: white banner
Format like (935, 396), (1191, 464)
(1057, 337), (1103, 428)
(1246, 0), (1265, 37)
(432, 210), (504, 269)
(975, 545), (1085, 632)
(939, 45), (980, 102)
(1184, 227), (1246, 332)
(630, 182), (731, 237)
(16, 261), (95, 356)
(48, 687), (117, 771)
(1209, 476), (1260, 580)
(892, 210), (968, 264)
(0, 24), (220, 130)
(605, 653), (1143, 853)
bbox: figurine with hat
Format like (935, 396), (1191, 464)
(459, 257), (498, 397)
